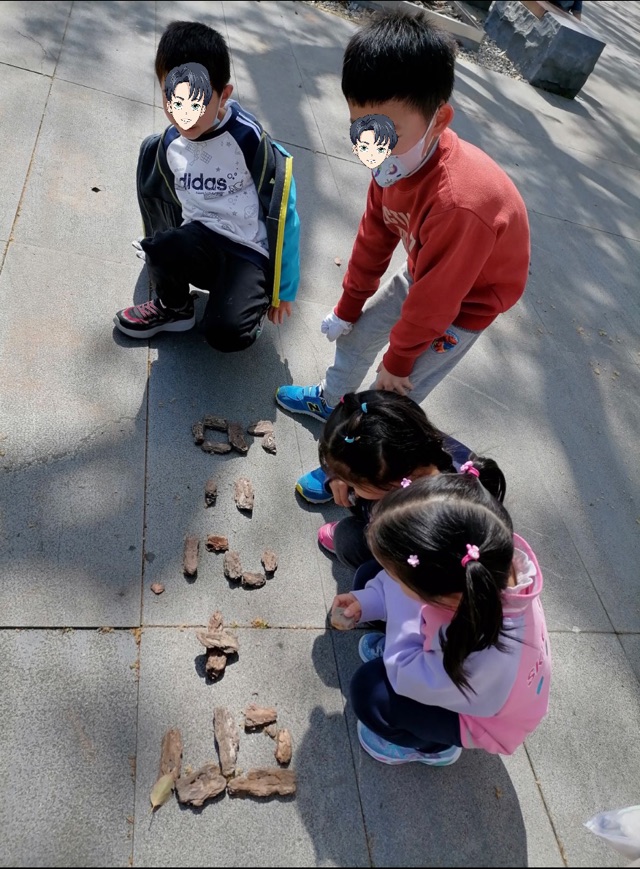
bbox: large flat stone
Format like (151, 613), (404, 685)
(485, 1), (606, 99)
(55, 0), (156, 104)
(0, 243), (148, 626)
(0, 65), (51, 241)
(133, 627), (370, 867)
(331, 631), (562, 867)
(0, 629), (138, 867)
(525, 632), (640, 866)
(0, 0), (70, 75)
(14, 77), (152, 261)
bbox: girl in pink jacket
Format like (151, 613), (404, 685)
(331, 473), (551, 766)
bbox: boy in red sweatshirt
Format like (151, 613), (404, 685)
(276, 11), (530, 505)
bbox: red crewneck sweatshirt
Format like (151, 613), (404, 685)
(335, 129), (531, 377)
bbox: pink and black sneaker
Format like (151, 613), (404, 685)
(114, 297), (195, 338)
(317, 521), (338, 555)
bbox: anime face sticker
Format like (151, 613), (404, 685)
(165, 62), (213, 132)
(350, 114), (398, 169)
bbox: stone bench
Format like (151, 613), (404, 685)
(484, 0), (606, 98)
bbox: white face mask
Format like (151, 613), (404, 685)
(372, 111), (439, 188)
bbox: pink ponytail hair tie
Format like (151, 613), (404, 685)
(400, 478), (412, 488)
(461, 544), (480, 568)
(460, 461), (480, 478)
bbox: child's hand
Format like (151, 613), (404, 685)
(375, 362), (414, 396)
(329, 478), (351, 508)
(267, 302), (293, 325)
(331, 594), (362, 629)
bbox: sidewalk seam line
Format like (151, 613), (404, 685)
(523, 742), (569, 866)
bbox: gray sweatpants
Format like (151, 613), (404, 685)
(322, 264), (482, 408)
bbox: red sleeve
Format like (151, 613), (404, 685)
(334, 181), (400, 323)
(382, 207), (495, 378)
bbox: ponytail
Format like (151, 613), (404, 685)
(462, 452), (507, 503)
(440, 560), (505, 694)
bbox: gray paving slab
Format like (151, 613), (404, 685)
(0, 0), (70, 75)
(620, 634), (640, 686)
(133, 627), (370, 867)
(525, 632), (640, 867)
(142, 324), (332, 628)
(0, 64), (51, 241)
(55, 0), (156, 105)
(0, 628), (138, 868)
(14, 77), (153, 260)
(331, 631), (561, 867)
(0, 242), (148, 626)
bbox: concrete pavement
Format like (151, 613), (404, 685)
(0, 1), (639, 865)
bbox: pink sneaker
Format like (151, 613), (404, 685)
(318, 521), (338, 554)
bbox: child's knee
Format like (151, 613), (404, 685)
(203, 316), (264, 353)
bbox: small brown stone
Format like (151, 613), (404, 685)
(262, 431), (277, 454)
(176, 763), (227, 806)
(183, 535), (199, 577)
(228, 422), (249, 455)
(207, 611), (224, 632)
(150, 583), (165, 595)
(227, 768), (296, 798)
(159, 728), (183, 781)
(244, 704), (277, 731)
(274, 729), (292, 766)
(242, 572), (266, 590)
(223, 550), (243, 582)
(196, 629), (239, 655)
(206, 534), (229, 552)
(214, 707), (240, 777)
(201, 440), (232, 454)
(203, 415), (228, 432)
(330, 606), (356, 631)
(204, 478), (218, 507)
(234, 477), (254, 512)
(205, 650), (227, 680)
(264, 723), (278, 739)
(247, 420), (274, 436)
(192, 421), (205, 445)
(261, 549), (278, 576)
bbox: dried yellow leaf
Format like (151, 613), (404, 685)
(150, 773), (174, 810)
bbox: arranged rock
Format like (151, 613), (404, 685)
(176, 763), (227, 807)
(234, 477), (254, 513)
(150, 583), (165, 595)
(206, 534), (229, 552)
(208, 611), (223, 632)
(262, 431), (277, 455)
(223, 550), (243, 582)
(274, 729), (292, 766)
(160, 728), (183, 782)
(183, 535), (199, 577)
(227, 768), (297, 798)
(192, 421), (205, 445)
(242, 572), (266, 590)
(264, 723), (278, 739)
(244, 704), (277, 731)
(202, 440), (232, 455)
(261, 549), (278, 576)
(228, 422), (249, 455)
(204, 478), (218, 508)
(205, 651), (227, 680)
(330, 605), (356, 631)
(203, 414), (228, 433)
(247, 420), (274, 436)
(196, 629), (239, 655)
(214, 707), (240, 777)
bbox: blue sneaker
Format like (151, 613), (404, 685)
(356, 721), (462, 767)
(358, 632), (386, 662)
(296, 466), (332, 504)
(275, 383), (334, 423)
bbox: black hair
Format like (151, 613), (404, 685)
(319, 391), (454, 489)
(349, 114), (398, 150)
(164, 62), (213, 106)
(319, 391), (507, 502)
(156, 21), (230, 96)
(342, 11), (456, 120)
(366, 474), (515, 694)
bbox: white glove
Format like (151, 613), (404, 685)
(132, 237), (146, 262)
(321, 310), (353, 342)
